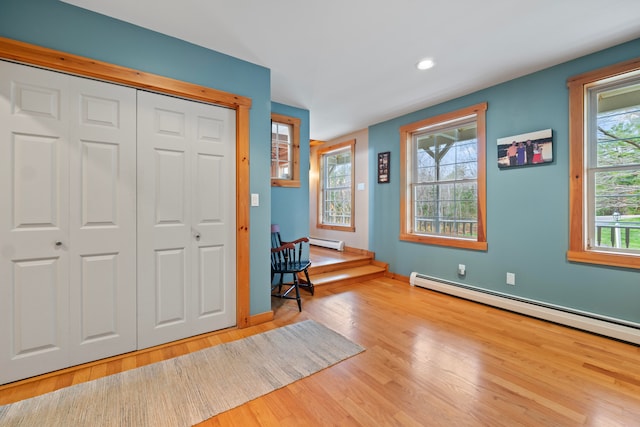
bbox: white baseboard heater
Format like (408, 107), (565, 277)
(308, 237), (345, 251)
(410, 272), (640, 345)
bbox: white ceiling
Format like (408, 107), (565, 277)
(63, 0), (640, 141)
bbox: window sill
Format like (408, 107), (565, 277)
(271, 179), (300, 188)
(400, 232), (487, 251)
(317, 224), (355, 232)
(567, 249), (640, 270)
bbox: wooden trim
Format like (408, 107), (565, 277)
(567, 250), (640, 270)
(316, 139), (356, 230)
(400, 120), (410, 247)
(236, 105), (252, 327)
(271, 179), (301, 188)
(566, 57), (640, 86)
(398, 232), (489, 251)
(343, 246), (375, 257)
(385, 271), (411, 283)
(317, 224), (356, 232)
(399, 102), (488, 251)
(475, 103), (488, 244)
(567, 76), (586, 256)
(247, 311), (275, 326)
(566, 57), (640, 270)
(271, 113), (301, 188)
(0, 37), (253, 328)
(0, 37), (251, 109)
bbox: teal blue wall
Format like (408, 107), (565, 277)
(270, 102), (311, 248)
(1, 0), (273, 316)
(369, 38), (640, 324)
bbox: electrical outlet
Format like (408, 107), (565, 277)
(506, 272), (515, 286)
(458, 264), (466, 275)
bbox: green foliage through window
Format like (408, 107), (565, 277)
(588, 77), (640, 252)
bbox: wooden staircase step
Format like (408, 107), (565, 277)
(310, 264), (387, 287)
(308, 257), (373, 275)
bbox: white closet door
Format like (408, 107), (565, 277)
(0, 61), (137, 384)
(0, 62), (71, 384)
(137, 91), (236, 349)
(67, 78), (137, 364)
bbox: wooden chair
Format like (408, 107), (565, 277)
(270, 224), (314, 311)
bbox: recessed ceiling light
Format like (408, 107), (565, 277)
(416, 58), (435, 70)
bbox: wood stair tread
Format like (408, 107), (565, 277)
(310, 264), (386, 286)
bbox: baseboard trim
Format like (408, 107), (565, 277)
(248, 310), (274, 326)
(410, 272), (640, 345)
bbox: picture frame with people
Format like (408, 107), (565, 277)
(497, 129), (553, 169)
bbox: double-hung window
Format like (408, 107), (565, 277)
(568, 59), (640, 269)
(271, 113), (300, 187)
(400, 103), (487, 250)
(317, 140), (355, 231)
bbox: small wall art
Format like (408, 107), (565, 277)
(378, 151), (390, 183)
(497, 129), (553, 169)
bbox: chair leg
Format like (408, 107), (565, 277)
(293, 276), (302, 312)
(278, 273), (284, 294)
(303, 269), (314, 296)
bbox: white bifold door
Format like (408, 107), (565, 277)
(0, 61), (237, 385)
(0, 61), (137, 384)
(136, 91), (236, 349)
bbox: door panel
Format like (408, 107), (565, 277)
(0, 62), (70, 384)
(80, 141), (119, 227)
(137, 93), (191, 347)
(198, 245), (225, 316)
(154, 248), (187, 327)
(12, 257), (64, 356)
(78, 253), (118, 342)
(0, 61), (137, 383)
(137, 91), (236, 348)
(190, 102), (235, 336)
(68, 78), (137, 365)
(154, 149), (187, 225)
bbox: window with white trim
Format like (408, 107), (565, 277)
(568, 59), (640, 269)
(400, 103), (487, 250)
(317, 140), (355, 231)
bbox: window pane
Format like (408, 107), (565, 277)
(596, 109), (640, 168)
(595, 170), (640, 216)
(410, 118), (478, 239)
(271, 122), (293, 179)
(321, 145), (353, 226)
(413, 182), (477, 238)
(586, 73), (640, 255)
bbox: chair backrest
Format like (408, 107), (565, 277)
(270, 224), (308, 270)
(271, 224), (283, 249)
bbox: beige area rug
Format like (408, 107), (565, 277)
(0, 320), (364, 427)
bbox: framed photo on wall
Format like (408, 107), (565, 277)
(497, 129), (553, 169)
(378, 151), (390, 183)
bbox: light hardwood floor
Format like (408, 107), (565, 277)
(2, 276), (640, 426)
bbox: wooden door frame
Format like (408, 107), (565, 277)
(0, 37), (252, 329)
